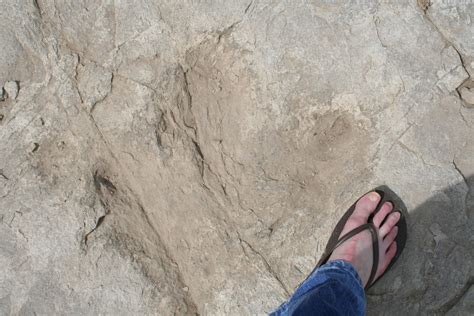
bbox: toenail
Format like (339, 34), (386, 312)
(390, 212), (400, 223)
(369, 192), (380, 202)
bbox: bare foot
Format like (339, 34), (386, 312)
(328, 191), (401, 287)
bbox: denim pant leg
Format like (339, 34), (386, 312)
(270, 260), (365, 316)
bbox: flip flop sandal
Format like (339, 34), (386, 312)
(308, 185), (408, 289)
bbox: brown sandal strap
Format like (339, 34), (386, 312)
(321, 222), (379, 289)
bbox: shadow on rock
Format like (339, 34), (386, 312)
(367, 176), (474, 315)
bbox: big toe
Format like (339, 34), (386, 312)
(351, 191), (381, 222)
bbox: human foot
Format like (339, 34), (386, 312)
(327, 191), (401, 287)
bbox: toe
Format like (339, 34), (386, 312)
(352, 191), (381, 222)
(373, 201), (393, 227)
(379, 241), (397, 276)
(383, 226), (398, 249)
(379, 211), (401, 238)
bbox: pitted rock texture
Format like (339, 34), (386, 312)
(0, 0), (473, 315)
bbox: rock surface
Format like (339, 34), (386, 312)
(3, 81), (19, 100)
(0, 0), (473, 315)
(460, 86), (474, 107)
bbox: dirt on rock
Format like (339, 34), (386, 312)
(1, 0), (473, 315)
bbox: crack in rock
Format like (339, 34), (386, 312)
(439, 277), (474, 314)
(84, 171), (117, 245)
(238, 235), (291, 297)
(0, 169), (9, 180)
(417, 0), (432, 14)
(84, 214), (107, 246)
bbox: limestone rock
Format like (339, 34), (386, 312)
(3, 81), (19, 100)
(459, 86), (474, 107)
(77, 61), (112, 111)
(0, 0), (473, 315)
(447, 285), (474, 316)
(436, 46), (469, 93)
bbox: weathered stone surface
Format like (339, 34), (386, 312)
(460, 86), (474, 106)
(3, 81), (19, 100)
(447, 283), (474, 316)
(0, 0), (473, 314)
(77, 61), (112, 111)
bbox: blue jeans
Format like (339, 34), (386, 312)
(271, 260), (365, 315)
